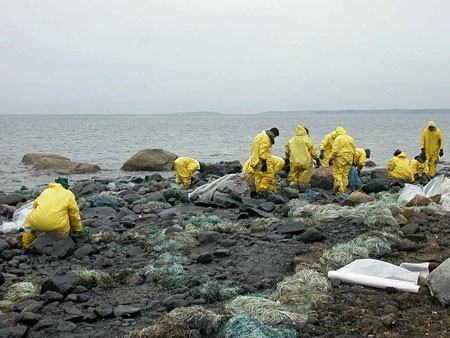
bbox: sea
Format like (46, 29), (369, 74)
(1, 110), (449, 193)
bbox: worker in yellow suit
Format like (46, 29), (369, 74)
(319, 130), (337, 167)
(421, 121), (444, 177)
(249, 128), (280, 192)
(285, 124), (320, 185)
(388, 150), (413, 182)
(23, 177), (82, 249)
(353, 148), (371, 173)
(243, 155), (285, 192)
(174, 157), (206, 188)
(410, 153), (429, 181)
(329, 126), (356, 195)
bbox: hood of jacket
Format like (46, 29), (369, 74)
(265, 130), (275, 145)
(295, 124), (307, 137)
(397, 152), (408, 158)
(335, 126), (347, 136)
(428, 121), (436, 128)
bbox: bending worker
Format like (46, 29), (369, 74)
(249, 127), (280, 192)
(174, 157), (206, 189)
(421, 121), (444, 177)
(319, 130), (337, 168)
(285, 124), (320, 185)
(387, 150), (413, 182)
(353, 148), (371, 174)
(243, 155), (285, 192)
(329, 126), (356, 195)
(23, 177), (82, 249)
(410, 153), (429, 182)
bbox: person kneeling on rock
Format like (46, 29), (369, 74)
(22, 177), (83, 249)
(173, 157), (206, 189)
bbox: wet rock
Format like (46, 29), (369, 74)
(25, 154), (100, 174)
(0, 325), (28, 338)
(416, 253), (442, 262)
(73, 245), (97, 259)
(0, 194), (26, 206)
(239, 206), (272, 218)
(113, 305), (141, 318)
(19, 312), (42, 325)
(428, 258), (450, 305)
(258, 201), (276, 212)
(12, 300), (44, 314)
(57, 320), (77, 332)
(298, 227), (327, 243)
(34, 318), (55, 330)
(41, 269), (79, 295)
(212, 192), (241, 208)
(22, 153), (69, 165)
(0, 272), (4, 286)
(365, 160), (377, 167)
(406, 195), (433, 207)
(281, 187), (300, 199)
(395, 214), (409, 225)
(81, 206), (117, 220)
(162, 294), (189, 310)
(276, 222), (306, 235)
(311, 167), (334, 190)
(197, 231), (222, 244)
(29, 231), (75, 258)
(380, 313), (397, 326)
(71, 182), (105, 198)
(213, 248), (230, 257)
(344, 191), (376, 205)
(401, 239), (419, 251)
(401, 208), (419, 220)
(0, 312), (21, 328)
(430, 194), (441, 204)
(121, 149), (177, 171)
(400, 223), (420, 235)
(94, 304), (114, 318)
(40, 290), (64, 303)
(158, 207), (182, 220)
(266, 193), (288, 204)
(93, 256), (114, 267)
(384, 304), (399, 314)
(371, 168), (389, 180)
(202, 160), (242, 176)
(193, 252), (213, 264)
(362, 180), (389, 193)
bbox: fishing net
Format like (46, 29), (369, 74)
(4, 281), (41, 303)
(90, 192), (125, 209)
(122, 315), (190, 338)
(169, 306), (224, 332)
(157, 252), (190, 265)
(220, 315), (298, 338)
(74, 268), (113, 288)
(142, 263), (192, 289)
(190, 280), (240, 302)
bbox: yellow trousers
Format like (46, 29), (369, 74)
(332, 156), (352, 194)
(289, 162), (313, 185)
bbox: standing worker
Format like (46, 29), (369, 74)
(329, 126), (356, 195)
(249, 127), (280, 193)
(23, 177), (83, 249)
(353, 148), (371, 174)
(285, 124), (320, 185)
(319, 130), (337, 167)
(174, 157), (206, 189)
(421, 121), (444, 177)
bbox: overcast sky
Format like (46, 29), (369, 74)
(1, 0), (449, 114)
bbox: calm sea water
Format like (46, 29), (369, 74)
(0, 112), (448, 193)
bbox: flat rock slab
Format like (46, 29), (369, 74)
(428, 258), (450, 305)
(113, 305), (141, 318)
(276, 222), (306, 235)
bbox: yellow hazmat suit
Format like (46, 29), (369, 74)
(330, 126), (356, 194)
(410, 159), (429, 178)
(243, 155), (285, 192)
(353, 148), (367, 172)
(23, 182), (82, 248)
(320, 131), (337, 167)
(250, 131), (274, 192)
(421, 121), (444, 177)
(285, 124), (319, 185)
(174, 157), (200, 188)
(387, 152), (413, 182)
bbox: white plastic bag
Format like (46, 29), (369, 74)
(0, 201), (34, 233)
(423, 175), (450, 197)
(441, 192), (450, 212)
(398, 184), (425, 205)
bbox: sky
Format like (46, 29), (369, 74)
(1, 0), (450, 114)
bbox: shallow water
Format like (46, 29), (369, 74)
(0, 111), (448, 192)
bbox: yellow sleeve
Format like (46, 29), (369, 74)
(320, 134), (329, 151)
(308, 139), (319, 159)
(421, 130), (426, 149)
(285, 141), (290, 159)
(186, 159), (200, 176)
(438, 129), (444, 150)
(258, 134), (272, 160)
(387, 158), (395, 172)
(330, 137), (341, 159)
(68, 192), (82, 232)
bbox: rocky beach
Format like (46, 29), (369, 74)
(1, 151), (450, 338)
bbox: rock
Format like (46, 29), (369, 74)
(0, 325), (28, 338)
(22, 153), (70, 165)
(0, 239), (9, 253)
(56, 321), (76, 332)
(344, 192), (376, 205)
(395, 214), (409, 226)
(0, 312), (21, 328)
(362, 180), (390, 193)
(276, 222), (306, 235)
(0, 194), (26, 206)
(34, 318), (55, 330)
(371, 168), (389, 180)
(41, 269), (79, 295)
(71, 182), (105, 199)
(281, 187), (300, 200)
(213, 248), (230, 257)
(113, 305), (141, 318)
(298, 227), (327, 243)
(427, 258), (450, 305)
(158, 207), (182, 220)
(146, 173), (164, 182)
(121, 149), (177, 171)
(73, 245), (97, 259)
(27, 154), (100, 174)
(212, 192), (241, 208)
(266, 193), (288, 204)
(400, 223), (420, 235)
(401, 208), (419, 220)
(81, 206), (117, 220)
(380, 313), (397, 326)
(40, 290), (64, 303)
(384, 304), (399, 314)
(29, 231), (75, 258)
(258, 201), (276, 212)
(311, 167), (334, 190)
(430, 194), (441, 204)
(365, 160), (377, 167)
(239, 205), (273, 218)
(401, 239), (418, 251)
(197, 231), (222, 244)
(94, 304), (114, 318)
(162, 295), (189, 311)
(202, 161), (242, 176)
(406, 195), (433, 207)
(191, 252), (213, 264)
(0, 273), (4, 286)
(12, 300), (44, 313)
(19, 312), (42, 325)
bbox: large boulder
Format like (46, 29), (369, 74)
(22, 153), (100, 174)
(311, 167), (334, 190)
(428, 258), (450, 305)
(371, 168), (389, 180)
(203, 161), (242, 176)
(29, 231), (76, 258)
(121, 149), (177, 171)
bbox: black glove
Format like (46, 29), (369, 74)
(315, 158), (321, 167)
(284, 158), (290, 166)
(439, 149), (444, 157)
(319, 150), (324, 160)
(261, 159), (267, 172)
(328, 159), (333, 166)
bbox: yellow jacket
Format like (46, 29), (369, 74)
(25, 183), (82, 234)
(174, 157), (200, 178)
(421, 121), (444, 155)
(410, 159), (429, 177)
(353, 148), (367, 170)
(387, 152), (413, 182)
(330, 126), (356, 161)
(250, 131), (273, 169)
(285, 124), (319, 165)
(320, 131), (337, 152)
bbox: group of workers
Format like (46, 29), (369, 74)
(20, 121), (444, 249)
(387, 121), (444, 182)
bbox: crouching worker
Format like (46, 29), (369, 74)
(410, 153), (430, 183)
(174, 157), (206, 189)
(387, 150), (414, 183)
(22, 177), (82, 249)
(242, 155), (285, 192)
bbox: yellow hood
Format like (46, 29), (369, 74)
(335, 126), (347, 136)
(295, 124), (307, 136)
(428, 121), (436, 128)
(398, 152), (408, 158)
